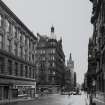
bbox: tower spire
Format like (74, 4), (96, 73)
(50, 25), (56, 39)
(51, 25), (54, 33)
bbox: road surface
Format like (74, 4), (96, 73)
(4, 93), (89, 105)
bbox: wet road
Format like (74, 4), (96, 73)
(4, 93), (88, 105)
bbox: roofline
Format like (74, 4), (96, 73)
(0, 0), (37, 40)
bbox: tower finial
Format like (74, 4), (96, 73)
(51, 25), (54, 33)
(70, 53), (72, 60)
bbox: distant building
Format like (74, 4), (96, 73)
(74, 72), (77, 88)
(36, 26), (65, 92)
(65, 53), (75, 91)
(0, 0), (37, 100)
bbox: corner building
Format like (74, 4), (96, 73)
(36, 26), (65, 93)
(0, 1), (37, 100)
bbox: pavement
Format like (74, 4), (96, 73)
(92, 97), (105, 105)
(0, 97), (36, 105)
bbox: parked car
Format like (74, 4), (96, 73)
(72, 91), (77, 95)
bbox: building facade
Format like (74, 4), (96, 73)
(89, 0), (105, 101)
(87, 37), (97, 92)
(0, 0), (37, 100)
(36, 26), (65, 92)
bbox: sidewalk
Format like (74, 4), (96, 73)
(83, 92), (90, 105)
(0, 93), (53, 105)
(93, 97), (105, 105)
(0, 96), (38, 105)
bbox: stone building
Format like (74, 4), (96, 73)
(0, 0), (37, 100)
(89, 0), (105, 101)
(36, 26), (65, 92)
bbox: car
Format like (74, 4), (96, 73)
(72, 91), (77, 95)
(61, 91), (70, 95)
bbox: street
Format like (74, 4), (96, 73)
(4, 93), (89, 105)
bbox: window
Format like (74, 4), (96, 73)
(33, 69), (35, 79)
(0, 57), (4, 74)
(23, 35), (25, 44)
(0, 34), (3, 49)
(29, 67), (31, 78)
(29, 40), (31, 49)
(7, 39), (11, 52)
(52, 62), (55, 67)
(29, 52), (31, 61)
(25, 37), (27, 46)
(20, 34), (23, 43)
(19, 31), (21, 41)
(14, 62), (18, 76)
(5, 19), (10, 32)
(25, 66), (28, 77)
(32, 43), (34, 50)
(8, 60), (12, 75)
(43, 50), (45, 54)
(0, 15), (2, 27)
(14, 43), (18, 56)
(53, 49), (55, 53)
(20, 64), (23, 76)
(23, 47), (25, 59)
(25, 49), (27, 61)
(13, 26), (17, 38)
(53, 56), (55, 60)
(32, 54), (34, 62)
(19, 46), (23, 57)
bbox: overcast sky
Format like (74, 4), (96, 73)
(2, 0), (93, 84)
